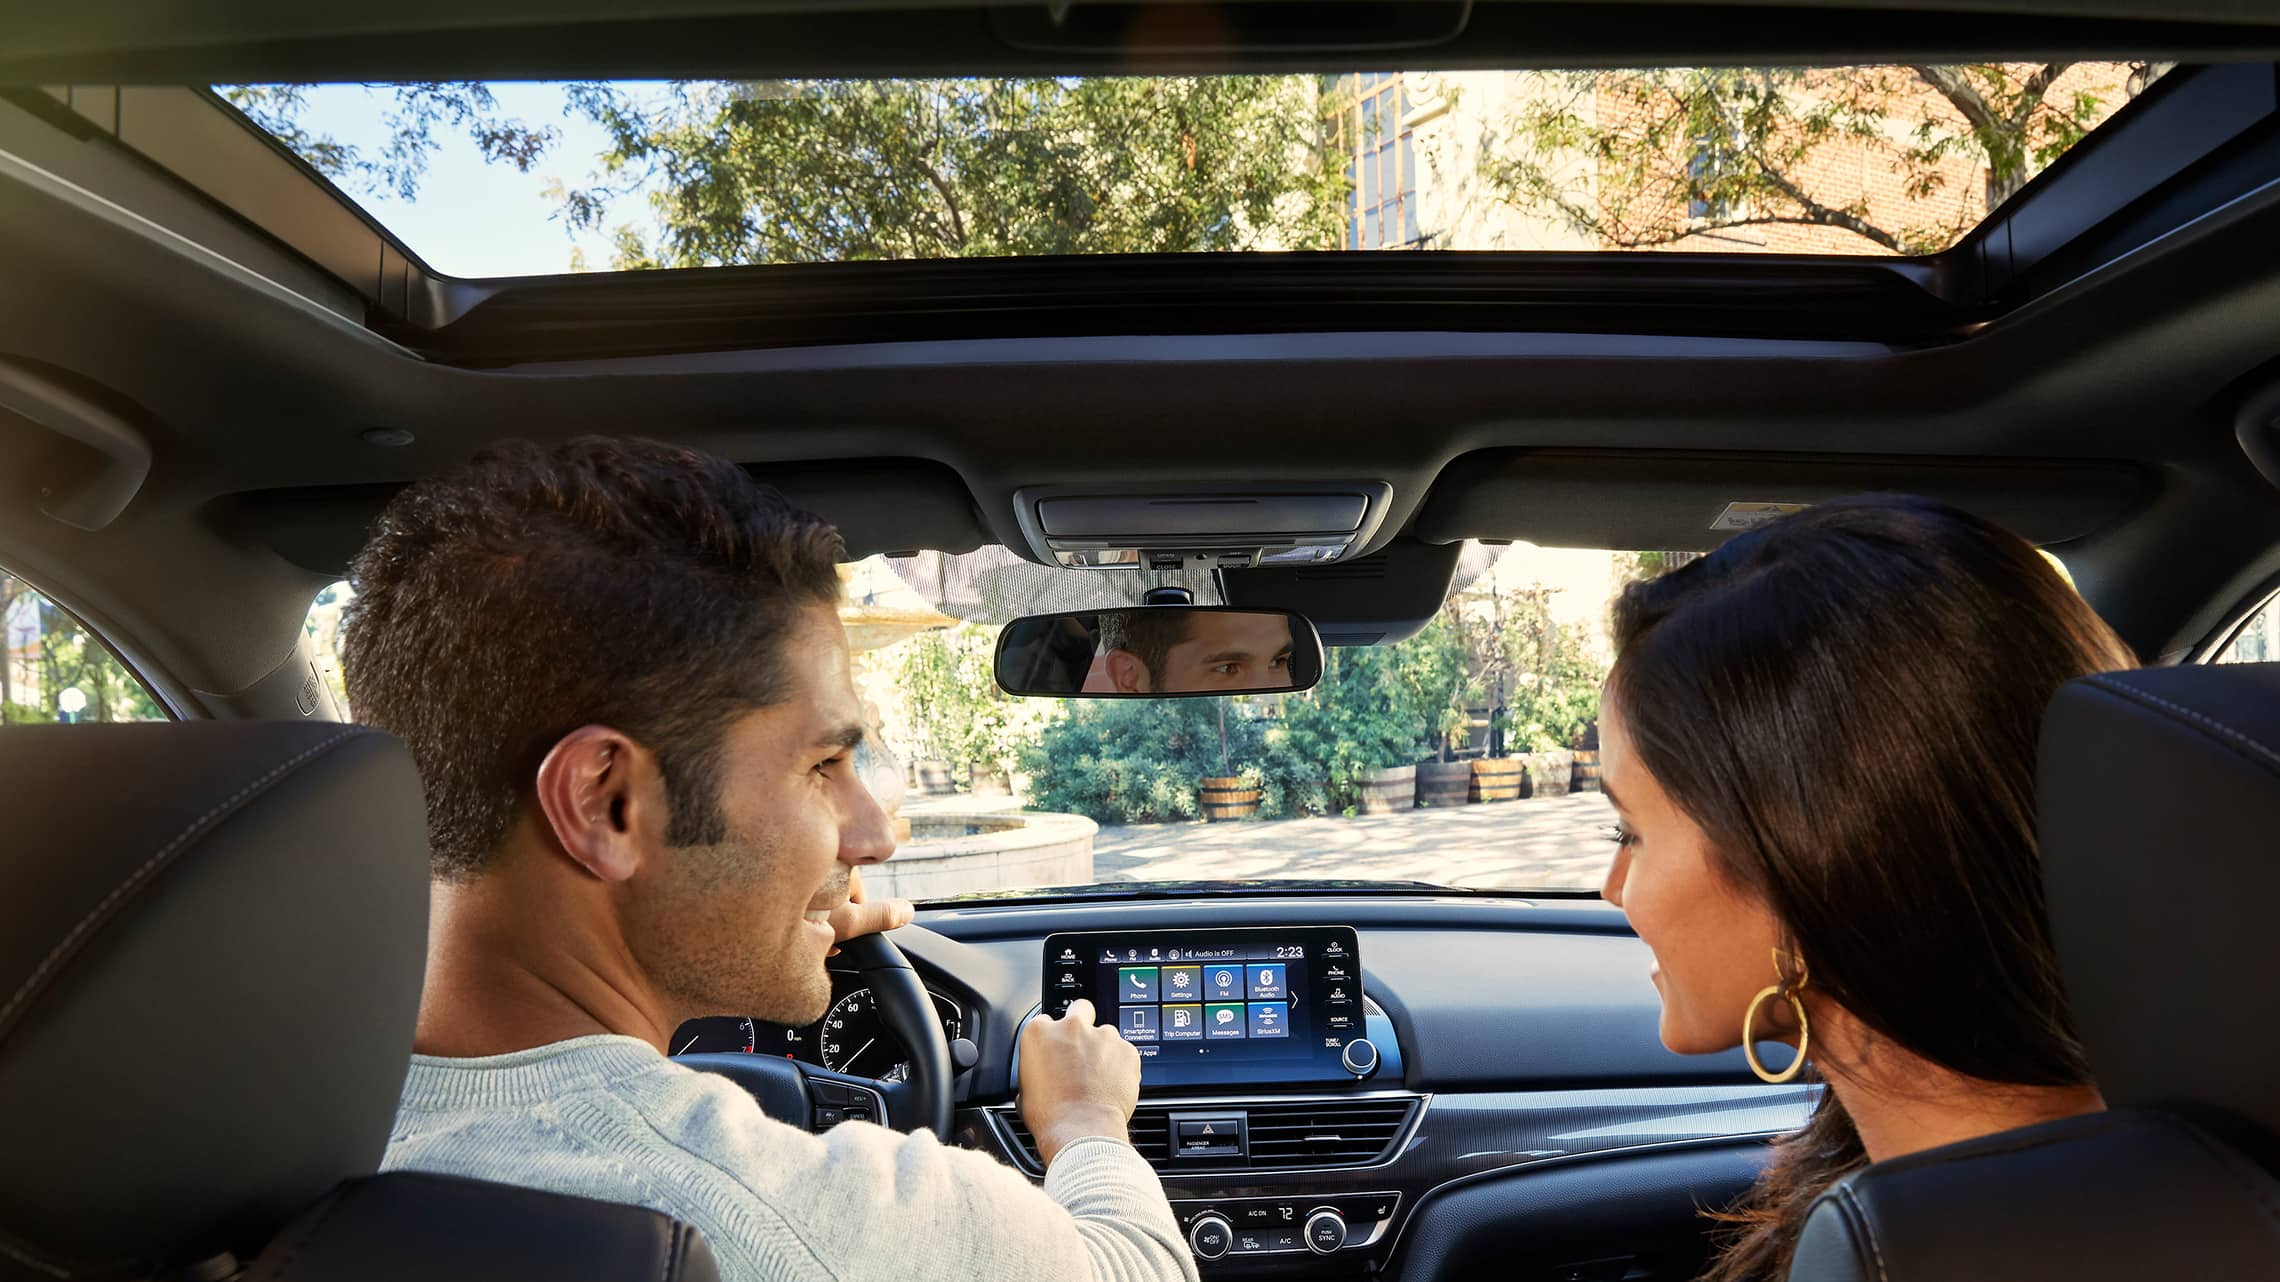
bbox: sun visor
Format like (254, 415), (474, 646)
(1413, 450), (2154, 551)
(221, 458), (989, 575)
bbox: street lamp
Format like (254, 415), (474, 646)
(57, 687), (86, 724)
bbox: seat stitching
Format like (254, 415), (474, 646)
(1843, 1185), (1890, 1282)
(0, 1233), (71, 1279)
(0, 728), (364, 1035)
(2082, 676), (2280, 776)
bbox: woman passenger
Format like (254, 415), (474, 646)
(1596, 494), (2136, 1281)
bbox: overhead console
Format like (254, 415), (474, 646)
(1013, 482), (1394, 572)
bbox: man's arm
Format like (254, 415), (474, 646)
(629, 1000), (1194, 1282)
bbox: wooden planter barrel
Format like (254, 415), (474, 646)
(1470, 756), (1524, 802)
(1416, 759), (1474, 808)
(1570, 749), (1603, 792)
(1199, 775), (1262, 822)
(1356, 764), (1417, 815)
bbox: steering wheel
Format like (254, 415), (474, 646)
(677, 931), (955, 1141)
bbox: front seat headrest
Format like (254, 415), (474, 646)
(2039, 662), (2280, 1154)
(0, 722), (430, 1278)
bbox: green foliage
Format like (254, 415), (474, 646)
(1494, 586), (1605, 751)
(1392, 612), (1471, 760)
(1482, 62), (2161, 255)
(219, 84), (554, 200)
(895, 623), (1018, 772)
(553, 77), (1348, 267)
(1020, 697), (1326, 824)
(2, 577), (166, 723)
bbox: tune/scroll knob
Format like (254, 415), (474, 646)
(1305, 1208), (1348, 1255)
(1340, 1037), (1381, 1077)
(1188, 1213), (1233, 1261)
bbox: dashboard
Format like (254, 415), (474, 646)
(673, 896), (1816, 1282)
(673, 969), (966, 1083)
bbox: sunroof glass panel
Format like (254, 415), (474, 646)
(218, 64), (2169, 278)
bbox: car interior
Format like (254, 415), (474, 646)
(3, 2), (2280, 1280)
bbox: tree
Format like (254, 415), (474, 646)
(225, 78), (1348, 267)
(220, 84), (553, 200)
(1478, 62), (2168, 255)
(557, 78), (1346, 267)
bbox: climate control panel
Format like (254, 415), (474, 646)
(1170, 1191), (1400, 1264)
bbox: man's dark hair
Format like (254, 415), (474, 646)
(1095, 609), (1195, 684)
(342, 436), (845, 880)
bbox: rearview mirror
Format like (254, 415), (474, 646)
(994, 608), (1323, 698)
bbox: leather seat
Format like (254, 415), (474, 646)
(1788, 662), (2280, 1280)
(0, 721), (718, 1282)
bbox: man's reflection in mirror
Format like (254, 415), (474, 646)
(1081, 610), (1296, 694)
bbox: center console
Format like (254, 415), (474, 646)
(1026, 926), (1412, 1271)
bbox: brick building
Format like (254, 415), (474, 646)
(1328, 64), (2147, 257)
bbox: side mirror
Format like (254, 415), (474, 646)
(994, 607), (1323, 698)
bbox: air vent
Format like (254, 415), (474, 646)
(995, 1098), (1416, 1174)
(1244, 1099), (1416, 1165)
(1000, 1110), (1169, 1171)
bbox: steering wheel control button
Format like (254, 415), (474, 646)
(1173, 1114), (1245, 1158)
(812, 1106), (845, 1129)
(1341, 1037), (1382, 1077)
(1305, 1210), (1348, 1254)
(1188, 1215), (1232, 1261)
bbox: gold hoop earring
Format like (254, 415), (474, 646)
(1742, 948), (1811, 1084)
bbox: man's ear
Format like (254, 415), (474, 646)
(533, 725), (669, 883)
(1106, 649), (1153, 694)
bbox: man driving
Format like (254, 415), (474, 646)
(1083, 609), (1298, 694)
(344, 437), (1192, 1282)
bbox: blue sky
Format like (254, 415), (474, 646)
(286, 82), (657, 277)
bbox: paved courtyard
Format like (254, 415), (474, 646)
(1088, 790), (1620, 891)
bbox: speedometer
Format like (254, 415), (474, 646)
(817, 988), (965, 1082)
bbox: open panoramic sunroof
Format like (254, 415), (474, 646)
(218, 64), (2168, 278)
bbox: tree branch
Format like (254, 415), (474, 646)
(912, 151), (969, 251)
(1742, 137), (1904, 251)
(1912, 65), (1999, 138)
(2011, 62), (2073, 130)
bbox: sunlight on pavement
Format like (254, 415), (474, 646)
(1089, 791), (1620, 892)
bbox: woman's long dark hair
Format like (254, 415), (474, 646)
(1607, 496), (2138, 1282)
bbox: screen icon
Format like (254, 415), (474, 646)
(1161, 1004), (1203, 1041)
(1119, 1006), (1159, 1043)
(1246, 963), (1288, 1000)
(1118, 966), (1160, 1002)
(1205, 966), (1243, 1001)
(1204, 1003), (1247, 1040)
(1160, 965), (1200, 999)
(1247, 1001), (1289, 1038)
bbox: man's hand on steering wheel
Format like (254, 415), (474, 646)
(828, 866), (914, 954)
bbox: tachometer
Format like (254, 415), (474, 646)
(671, 1015), (756, 1056)
(817, 988), (965, 1082)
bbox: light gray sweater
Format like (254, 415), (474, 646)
(383, 1035), (1197, 1282)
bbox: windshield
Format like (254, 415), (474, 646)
(307, 543), (1667, 898)
(222, 63), (2166, 276)
(836, 543), (1660, 900)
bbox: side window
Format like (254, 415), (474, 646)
(2212, 592), (2278, 664)
(1, 571), (168, 723)
(304, 580), (354, 717)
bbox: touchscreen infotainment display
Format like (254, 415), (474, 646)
(1042, 926), (1363, 1088)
